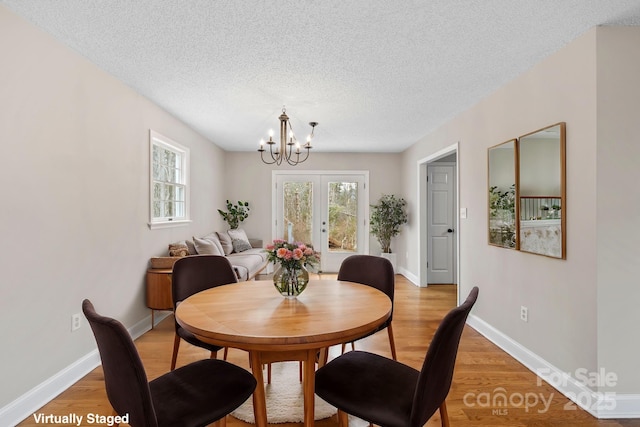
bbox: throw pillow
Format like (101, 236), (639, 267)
(227, 228), (251, 250)
(168, 243), (189, 257)
(202, 232), (225, 255)
(216, 231), (234, 255)
(193, 236), (223, 256)
(232, 238), (252, 253)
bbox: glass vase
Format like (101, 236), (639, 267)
(273, 265), (309, 298)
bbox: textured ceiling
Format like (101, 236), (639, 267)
(3, 1), (640, 153)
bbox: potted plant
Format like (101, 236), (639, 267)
(370, 194), (408, 270)
(218, 200), (250, 229)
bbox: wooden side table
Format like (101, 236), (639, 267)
(146, 268), (173, 328)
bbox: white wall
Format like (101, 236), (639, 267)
(595, 27), (640, 394)
(0, 6), (228, 409)
(222, 152), (403, 258)
(401, 27), (599, 385)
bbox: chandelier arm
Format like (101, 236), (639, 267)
(259, 149), (277, 165)
(286, 147), (311, 166)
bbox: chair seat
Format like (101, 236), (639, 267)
(177, 325), (223, 353)
(315, 351), (419, 427)
(151, 359), (256, 427)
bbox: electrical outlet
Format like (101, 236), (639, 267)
(71, 313), (82, 331)
(520, 306), (528, 322)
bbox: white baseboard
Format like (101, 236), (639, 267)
(467, 314), (640, 419)
(397, 267), (421, 286)
(0, 311), (170, 427)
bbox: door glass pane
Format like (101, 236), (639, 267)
(283, 181), (313, 244)
(327, 181), (358, 252)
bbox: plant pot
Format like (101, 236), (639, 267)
(380, 253), (397, 272)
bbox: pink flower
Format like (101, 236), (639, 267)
(284, 250), (293, 260)
(304, 248), (314, 256)
(276, 248), (288, 258)
(266, 244), (275, 250)
(293, 248), (304, 260)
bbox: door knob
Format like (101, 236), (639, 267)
(447, 228), (454, 233)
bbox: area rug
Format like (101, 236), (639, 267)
(231, 362), (337, 423)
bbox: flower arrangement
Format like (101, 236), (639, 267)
(265, 240), (320, 297)
(265, 240), (320, 271)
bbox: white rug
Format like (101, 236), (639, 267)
(231, 362), (337, 423)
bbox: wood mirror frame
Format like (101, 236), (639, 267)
(517, 122), (566, 259)
(488, 139), (518, 249)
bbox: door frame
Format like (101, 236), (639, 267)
(272, 170), (370, 272)
(417, 143), (460, 298)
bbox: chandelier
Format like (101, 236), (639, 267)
(258, 107), (318, 166)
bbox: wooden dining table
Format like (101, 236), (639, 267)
(175, 279), (392, 427)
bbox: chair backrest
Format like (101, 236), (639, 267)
(410, 286), (479, 427)
(337, 255), (395, 320)
(82, 299), (157, 427)
(171, 255), (238, 308)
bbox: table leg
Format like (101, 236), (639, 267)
(249, 351), (268, 427)
(303, 349), (317, 427)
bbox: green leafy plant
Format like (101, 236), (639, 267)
(218, 200), (250, 229)
(370, 194), (408, 253)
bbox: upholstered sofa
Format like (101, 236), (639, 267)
(150, 228), (268, 281)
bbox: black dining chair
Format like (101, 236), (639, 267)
(82, 299), (256, 427)
(337, 254), (397, 360)
(171, 255), (238, 370)
(315, 286), (479, 427)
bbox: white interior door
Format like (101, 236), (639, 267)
(274, 172), (368, 272)
(427, 164), (455, 284)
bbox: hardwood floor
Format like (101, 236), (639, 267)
(18, 275), (640, 426)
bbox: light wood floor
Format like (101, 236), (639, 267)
(19, 275), (640, 427)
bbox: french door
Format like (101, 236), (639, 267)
(274, 171), (369, 272)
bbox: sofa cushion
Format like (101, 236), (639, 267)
(216, 231), (234, 255)
(193, 236), (224, 256)
(227, 248), (268, 281)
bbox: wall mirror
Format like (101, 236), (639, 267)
(488, 139), (517, 249)
(518, 122), (566, 259)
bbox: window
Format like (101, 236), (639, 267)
(149, 130), (190, 229)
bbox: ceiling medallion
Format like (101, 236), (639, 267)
(258, 107), (317, 166)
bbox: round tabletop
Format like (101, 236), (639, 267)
(175, 279), (392, 352)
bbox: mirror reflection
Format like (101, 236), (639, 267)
(488, 139), (517, 249)
(518, 123), (566, 259)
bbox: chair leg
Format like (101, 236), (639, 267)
(267, 363), (272, 384)
(439, 401), (450, 427)
(209, 350), (218, 359)
(341, 342), (355, 355)
(223, 347), (228, 360)
(337, 409), (349, 427)
(170, 334), (181, 371)
(387, 323), (398, 361)
(299, 361), (303, 382)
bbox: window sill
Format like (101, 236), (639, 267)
(148, 219), (192, 230)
